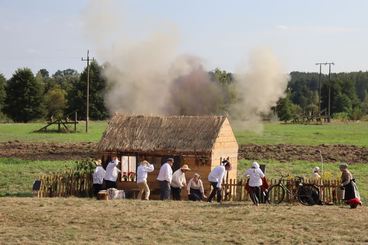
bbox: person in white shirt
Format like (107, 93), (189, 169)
(92, 159), (106, 197)
(207, 161), (232, 203)
(187, 173), (207, 201)
(157, 158), (174, 200)
(171, 164), (191, 200)
(136, 160), (154, 200)
(244, 161), (265, 206)
(104, 155), (121, 189)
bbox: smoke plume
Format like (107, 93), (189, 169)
(82, 0), (290, 132)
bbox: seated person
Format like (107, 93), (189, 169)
(187, 173), (207, 201)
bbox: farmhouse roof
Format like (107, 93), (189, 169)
(97, 114), (227, 153)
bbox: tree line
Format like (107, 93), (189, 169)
(1, 63), (368, 122)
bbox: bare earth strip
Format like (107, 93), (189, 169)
(1, 141), (368, 163)
(0, 198), (367, 244)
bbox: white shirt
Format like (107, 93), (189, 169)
(187, 178), (204, 194)
(171, 169), (186, 188)
(244, 168), (265, 187)
(208, 165), (226, 188)
(104, 160), (121, 182)
(93, 166), (106, 184)
(136, 164), (154, 184)
(157, 162), (173, 183)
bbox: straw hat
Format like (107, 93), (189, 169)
(181, 164), (191, 171)
(313, 167), (320, 173)
(95, 159), (102, 166)
(140, 160), (149, 166)
(194, 173), (200, 178)
(339, 162), (348, 169)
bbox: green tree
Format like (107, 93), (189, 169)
(276, 95), (293, 122)
(0, 73), (6, 113)
(4, 68), (44, 122)
(44, 85), (67, 119)
(52, 69), (79, 93)
(334, 93), (352, 113)
(67, 61), (108, 120)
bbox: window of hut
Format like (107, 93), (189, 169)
(121, 156), (137, 182)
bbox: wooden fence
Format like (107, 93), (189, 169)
(36, 171), (93, 198)
(222, 178), (343, 204)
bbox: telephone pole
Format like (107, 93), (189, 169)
(315, 62), (327, 116)
(81, 50), (94, 133)
(326, 62), (335, 123)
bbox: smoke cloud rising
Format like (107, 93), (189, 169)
(82, 0), (289, 132)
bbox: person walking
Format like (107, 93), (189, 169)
(92, 159), (106, 197)
(207, 161), (232, 203)
(187, 173), (207, 201)
(339, 163), (362, 208)
(104, 155), (121, 189)
(136, 160), (155, 200)
(171, 164), (191, 200)
(157, 158), (174, 200)
(244, 162), (265, 206)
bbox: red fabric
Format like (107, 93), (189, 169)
(261, 177), (269, 191)
(346, 198), (362, 205)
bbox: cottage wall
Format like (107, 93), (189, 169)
(210, 118), (239, 180)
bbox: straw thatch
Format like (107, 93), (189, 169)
(97, 114), (227, 153)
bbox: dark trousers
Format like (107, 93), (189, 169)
(159, 181), (171, 200)
(208, 182), (222, 203)
(249, 186), (261, 205)
(105, 180), (117, 189)
(189, 188), (203, 201)
(171, 187), (182, 200)
(93, 183), (103, 197)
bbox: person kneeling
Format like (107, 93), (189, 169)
(187, 173), (207, 201)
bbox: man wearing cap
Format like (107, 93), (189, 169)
(104, 155), (121, 189)
(171, 164), (191, 200)
(207, 161), (232, 203)
(157, 158), (174, 200)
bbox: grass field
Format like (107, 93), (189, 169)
(1, 121), (368, 146)
(0, 158), (76, 197)
(0, 198), (367, 244)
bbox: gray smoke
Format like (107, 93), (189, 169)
(82, 0), (290, 132)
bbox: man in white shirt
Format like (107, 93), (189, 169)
(171, 164), (191, 200)
(207, 161), (232, 203)
(104, 155), (121, 189)
(244, 161), (265, 205)
(157, 158), (174, 200)
(92, 159), (106, 197)
(136, 160), (154, 200)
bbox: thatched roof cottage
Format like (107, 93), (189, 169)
(97, 114), (238, 199)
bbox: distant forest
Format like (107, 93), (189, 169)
(1, 64), (368, 122)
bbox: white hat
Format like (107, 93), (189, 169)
(313, 167), (320, 173)
(252, 161), (260, 168)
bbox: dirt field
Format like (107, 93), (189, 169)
(1, 141), (368, 163)
(0, 198), (367, 244)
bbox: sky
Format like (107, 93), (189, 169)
(1, 0), (368, 79)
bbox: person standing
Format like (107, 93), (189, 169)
(244, 162), (265, 206)
(136, 160), (154, 200)
(171, 164), (191, 200)
(339, 163), (362, 208)
(157, 158), (174, 200)
(187, 173), (207, 201)
(92, 159), (106, 197)
(207, 161), (232, 203)
(104, 155), (121, 189)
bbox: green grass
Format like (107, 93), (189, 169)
(0, 121), (107, 143)
(1, 121), (368, 146)
(238, 159), (368, 202)
(235, 121), (368, 146)
(0, 158), (76, 197)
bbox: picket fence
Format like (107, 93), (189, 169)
(36, 173), (342, 204)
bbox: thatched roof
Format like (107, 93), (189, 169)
(97, 114), (227, 153)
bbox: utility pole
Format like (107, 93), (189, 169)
(315, 62), (327, 117)
(81, 50), (94, 133)
(326, 62), (335, 123)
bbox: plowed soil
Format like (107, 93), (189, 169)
(1, 141), (368, 163)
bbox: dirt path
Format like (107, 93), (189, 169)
(1, 141), (368, 163)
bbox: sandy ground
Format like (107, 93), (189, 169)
(0, 198), (367, 244)
(1, 141), (368, 163)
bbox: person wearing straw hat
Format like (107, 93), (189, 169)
(187, 173), (207, 201)
(104, 155), (121, 189)
(136, 160), (154, 200)
(92, 159), (106, 197)
(171, 164), (191, 200)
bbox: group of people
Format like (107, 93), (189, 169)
(92, 156), (362, 208)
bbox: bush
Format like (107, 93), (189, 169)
(333, 112), (349, 121)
